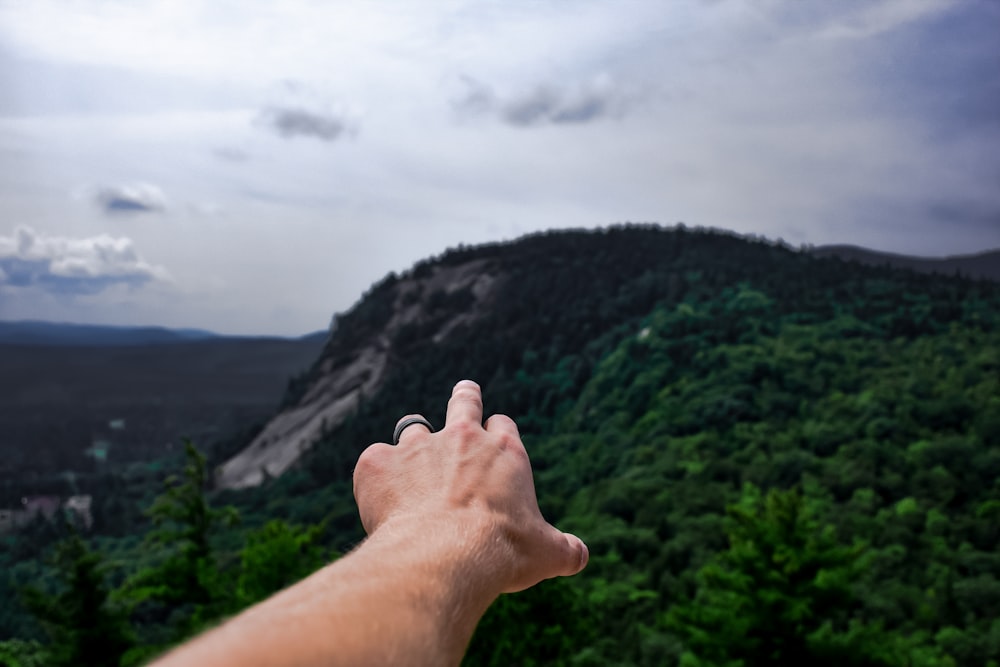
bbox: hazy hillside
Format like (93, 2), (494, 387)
(0, 332), (327, 478)
(2, 226), (998, 666)
(811, 245), (1000, 282)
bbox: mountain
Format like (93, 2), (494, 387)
(810, 245), (1000, 281)
(0, 321), (223, 346)
(217, 227), (1000, 488)
(208, 224), (998, 664)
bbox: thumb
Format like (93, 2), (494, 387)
(506, 528), (589, 593)
(549, 529), (589, 578)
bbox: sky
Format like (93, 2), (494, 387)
(0, 0), (998, 335)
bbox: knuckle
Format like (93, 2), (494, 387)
(449, 421), (480, 440)
(511, 444), (531, 464)
(354, 443), (391, 482)
(496, 432), (527, 458)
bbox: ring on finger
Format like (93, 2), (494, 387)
(393, 417), (434, 445)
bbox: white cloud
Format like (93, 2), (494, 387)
(0, 225), (170, 294)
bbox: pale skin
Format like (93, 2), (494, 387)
(151, 379), (589, 667)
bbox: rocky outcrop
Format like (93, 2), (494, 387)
(215, 258), (499, 489)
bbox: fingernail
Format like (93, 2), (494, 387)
(454, 379), (480, 390)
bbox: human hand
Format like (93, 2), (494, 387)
(353, 379), (588, 596)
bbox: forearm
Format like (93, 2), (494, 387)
(151, 518), (499, 667)
(151, 380), (588, 666)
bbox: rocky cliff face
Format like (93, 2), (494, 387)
(215, 258), (499, 489)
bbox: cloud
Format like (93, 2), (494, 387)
(213, 147), (250, 162)
(805, 0), (953, 41)
(861, 2), (1000, 137)
(94, 183), (167, 214)
(255, 106), (355, 142)
(453, 75), (631, 127)
(0, 225), (169, 294)
(451, 75), (496, 116)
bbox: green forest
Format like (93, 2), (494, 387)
(1, 226), (998, 666)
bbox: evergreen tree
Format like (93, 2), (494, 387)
(122, 442), (238, 644)
(19, 534), (133, 667)
(665, 485), (951, 667)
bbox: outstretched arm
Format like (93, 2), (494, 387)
(151, 379), (588, 667)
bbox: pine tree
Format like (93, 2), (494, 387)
(20, 534), (133, 667)
(122, 442), (238, 642)
(665, 485), (951, 667)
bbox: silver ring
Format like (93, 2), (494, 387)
(393, 417), (434, 445)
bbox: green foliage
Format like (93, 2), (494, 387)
(665, 486), (947, 666)
(236, 519), (331, 607)
(119, 441), (239, 643)
(537, 298), (998, 664)
(4, 443), (341, 666)
(19, 534), (133, 667)
(466, 578), (592, 667)
(0, 639), (48, 667)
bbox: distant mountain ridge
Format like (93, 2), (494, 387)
(0, 320), (323, 346)
(810, 245), (1000, 282)
(4, 244), (994, 350)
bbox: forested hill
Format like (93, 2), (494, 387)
(219, 225), (998, 489)
(2, 225), (999, 666)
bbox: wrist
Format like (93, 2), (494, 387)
(347, 512), (503, 664)
(371, 508), (510, 600)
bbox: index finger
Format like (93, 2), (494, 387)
(445, 379), (484, 427)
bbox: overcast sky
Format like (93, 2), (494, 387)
(1, 0), (998, 335)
